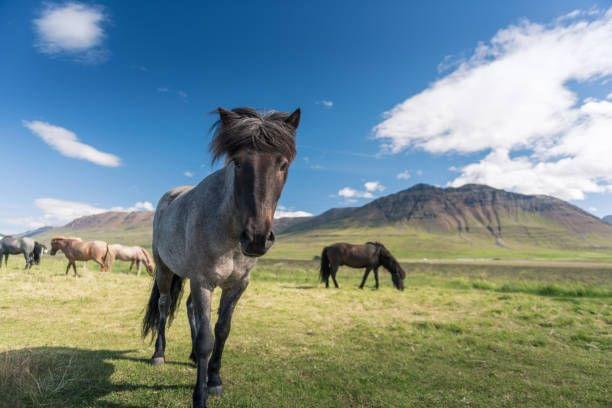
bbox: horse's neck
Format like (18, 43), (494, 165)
(196, 165), (242, 239)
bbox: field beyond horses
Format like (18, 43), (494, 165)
(0, 257), (610, 407)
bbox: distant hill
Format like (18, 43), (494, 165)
(271, 184), (612, 260)
(604, 215), (612, 225)
(33, 211), (155, 247)
(26, 184), (612, 261)
(284, 183), (610, 236)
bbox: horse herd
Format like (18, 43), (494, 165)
(5, 107), (406, 407)
(0, 235), (154, 276)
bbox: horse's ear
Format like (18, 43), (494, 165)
(217, 108), (240, 127)
(285, 108), (301, 130)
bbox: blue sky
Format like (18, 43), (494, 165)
(1, 0), (612, 233)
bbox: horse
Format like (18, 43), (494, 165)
(49, 237), (113, 276)
(32, 242), (47, 265)
(0, 236), (45, 269)
(109, 244), (154, 276)
(319, 242), (406, 290)
(142, 106), (300, 407)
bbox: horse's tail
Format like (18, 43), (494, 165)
(319, 247), (331, 283)
(102, 243), (113, 272)
(142, 271), (184, 339)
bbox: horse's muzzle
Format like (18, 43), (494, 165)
(240, 230), (275, 257)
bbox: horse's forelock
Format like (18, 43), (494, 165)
(210, 107), (297, 163)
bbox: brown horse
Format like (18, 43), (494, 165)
(109, 244), (154, 276)
(50, 237), (113, 276)
(320, 242), (405, 290)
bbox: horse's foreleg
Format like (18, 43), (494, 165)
(359, 267), (371, 289)
(373, 267), (380, 289)
(191, 280), (213, 408)
(136, 260), (141, 276)
(331, 265), (339, 288)
(129, 260), (134, 272)
(23, 253), (30, 270)
(65, 262), (71, 275)
(208, 278), (249, 395)
(73, 262), (79, 277)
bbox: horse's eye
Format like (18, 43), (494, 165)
(233, 159), (241, 169)
(279, 161), (288, 172)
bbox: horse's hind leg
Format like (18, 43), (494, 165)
(151, 263), (175, 365)
(208, 278), (249, 395)
(136, 260), (141, 276)
(331, 265), (339, 288)
(359, 267), (371, 289)
(65, 262), (72, 275)
(187, 294), (197, 363)
(72, 262), (79, 277)
(373, 267), (380, 289)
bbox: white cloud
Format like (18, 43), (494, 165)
(374, 8), (612, 201)
(274, 206), (313, 219)
(588, 206), (598, 212)
(184, 171), (194, 178)
(396, 170), (411, 180)
(364, 181), (385, 192)
(317, 100), (334, 108)
(1, 198), (154, 232)
(338, 181), (386, 201)
(24, 120), (120, 167)
(33, 2), (108, 62)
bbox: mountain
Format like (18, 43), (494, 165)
(604, 215), (612, 225)
(284, 184), (610, 236)
(34, 211), (155, 247)
(272, 184), (612, 260)
(18, 226), (54, 238)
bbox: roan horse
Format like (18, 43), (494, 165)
(142, 107), (300, 407)
(109, 244), (154, 276)
(0, 236), (46, 269)
(320, 242), (406, 290)
(50, 237), (113, 276)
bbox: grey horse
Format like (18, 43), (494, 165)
(0, 236), (46, 269)
(142, 107), (300, 407)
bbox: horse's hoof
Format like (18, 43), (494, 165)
(151, 356), (165, 366)
(207, 385), (223, 396)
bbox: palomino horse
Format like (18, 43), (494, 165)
(320, 242), (406, 290)
(49, 237), (113, 276)
(109, 244), (154, 276)
(0, 236), (46, 269)
(142, 107), (300, 407)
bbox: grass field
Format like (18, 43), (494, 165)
(0, 256), (610, 407)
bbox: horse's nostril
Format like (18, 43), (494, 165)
(267, 231), (275, 242)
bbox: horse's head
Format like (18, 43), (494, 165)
(49, 237), (65, 256)
(378, 245), (406, 291)
(33, 242), (47, 264)
(211, 107), (300, 257)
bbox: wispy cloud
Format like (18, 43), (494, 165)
(33, 2), (108, 63)
(158, 86), (188, 100)
(274, 205), (313, 219)
(396, 170), (411, 180)
(374, 8), (612, 201)
(24, 120), (120, 167)
(316, 100), (334, 108)
(184, 170), (194, 178)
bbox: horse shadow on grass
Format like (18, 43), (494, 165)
(0, 347), (191, 407)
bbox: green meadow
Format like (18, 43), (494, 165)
(1, 255), (610, 407)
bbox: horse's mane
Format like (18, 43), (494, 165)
(372, 242), (406, 279)
(210, 107), (298, 163)
(52, 236), (82, 241)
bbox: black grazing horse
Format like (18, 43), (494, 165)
(319, 242), (405, 290)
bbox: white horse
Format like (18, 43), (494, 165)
(142, 107), (300, 407)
